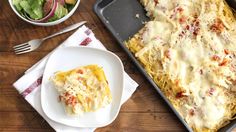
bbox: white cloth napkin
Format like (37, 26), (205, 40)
(13, 25), (138, 132)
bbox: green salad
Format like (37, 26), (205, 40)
(12, 0), (77, 22)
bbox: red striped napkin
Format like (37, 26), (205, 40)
(13, 25), (138, 132)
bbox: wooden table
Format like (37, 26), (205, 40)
(0, 0), (234, 132)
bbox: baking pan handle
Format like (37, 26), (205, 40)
(96, 0), (103, 3)
(94, 0), (114, 9)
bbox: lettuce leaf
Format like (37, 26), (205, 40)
(48, 3), (68, 22)
(13, 0), (22, 12)
(14, 0), (44, 20)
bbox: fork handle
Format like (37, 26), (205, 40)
(42, 21), (87, 41)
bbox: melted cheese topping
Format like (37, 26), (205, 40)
(51, 65), (112, 115)
(127, 0), (236, 131)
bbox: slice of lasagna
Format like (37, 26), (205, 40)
(51, 64), (112, 115)
(126, 0), (236, 131)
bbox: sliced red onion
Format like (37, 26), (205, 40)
(25, 0), (58, 22)
(43, 0), (54, 16)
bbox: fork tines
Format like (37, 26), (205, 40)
(13, 43), (31, 54)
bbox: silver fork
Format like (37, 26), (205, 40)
(13, 21), (87, 55)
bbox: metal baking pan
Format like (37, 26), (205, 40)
(93, 0), (236, 131)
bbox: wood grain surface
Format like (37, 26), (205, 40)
(0, 0), (235, 132)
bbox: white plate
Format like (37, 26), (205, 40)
(41, 47), (124, 127)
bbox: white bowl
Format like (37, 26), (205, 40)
(8, 0), (80, 26)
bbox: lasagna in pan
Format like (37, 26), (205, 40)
(126, 0), (236, 131)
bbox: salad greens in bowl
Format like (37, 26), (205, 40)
(9, 0), (80, 26)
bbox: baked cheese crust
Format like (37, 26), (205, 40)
(126, 0), (236, 131)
